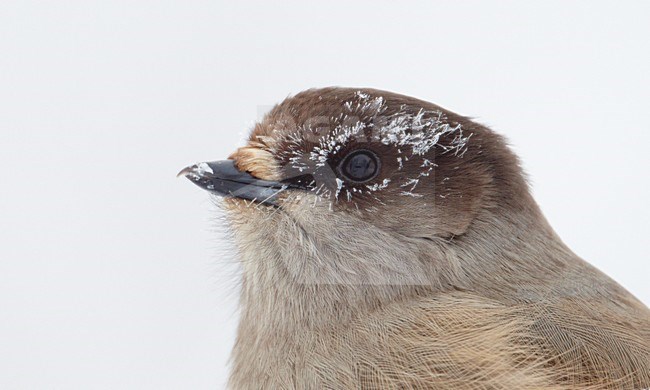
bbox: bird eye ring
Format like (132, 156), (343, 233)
(339, 150), (380, 183)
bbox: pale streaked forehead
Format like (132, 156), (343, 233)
(243, 89), (473, 201)
(257, 89), (470, 157)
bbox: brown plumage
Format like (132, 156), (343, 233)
(182, 87), (650, 389)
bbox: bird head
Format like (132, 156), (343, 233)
(180, 88), (546, 287)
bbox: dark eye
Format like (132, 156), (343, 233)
(340, 150), (379, 182)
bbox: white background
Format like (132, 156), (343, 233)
(1, 1), (648, 389)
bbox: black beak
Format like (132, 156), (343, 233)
(178, 160), (286, 205)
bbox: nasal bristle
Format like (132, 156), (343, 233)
(230, 146), (280, 181)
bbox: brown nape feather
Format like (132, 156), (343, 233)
(217, 87), (650, 389)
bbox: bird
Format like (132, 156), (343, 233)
(180, 88), (650, 389)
